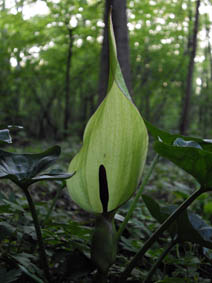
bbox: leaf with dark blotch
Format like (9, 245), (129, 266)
(0, 146), (74, 188)
(143, 194), (212, 248)
(0, 129), (12, 144)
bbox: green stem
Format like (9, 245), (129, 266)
(143, 237), (178, 283)
(44, 183), (65, 224)
(119, 186), (204, 282)
(22, 187), (51, 283)
(117, 155), (159, 241)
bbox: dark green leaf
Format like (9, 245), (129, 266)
(141, 194), (161, 221)
(154, 141), (212, 188)
(145, 121), (212, 188)
(0, 146), (74, 188)
(143, 194), (212, 248)
(142, 194), (178, 237)
(144, 120), (212, 152)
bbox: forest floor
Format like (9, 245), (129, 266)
(1, 139), (212, 283)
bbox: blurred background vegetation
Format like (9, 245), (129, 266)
(0, 0), (212, 142)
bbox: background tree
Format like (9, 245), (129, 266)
(179, 0), (201, 134)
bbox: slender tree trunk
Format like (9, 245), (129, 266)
(64, 28), (73, 135)
(205, 15), (212, 134)
(98, 0), (132, 104)
(199, 16), (212, 137)
(205, 17), (212, 81)
(179, 0), (201, 134)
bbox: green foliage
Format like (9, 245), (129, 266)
(0, 146), (73, 187)
(1, 140), (212, 282)
(0, 171), (94, 281)
(143, 194), (212, 248)
(145, 120), (212, 188)
(1, 1), (212, 282)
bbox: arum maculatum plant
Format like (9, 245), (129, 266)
(66, 11), (148, 280)
(0, 145), (74, 282)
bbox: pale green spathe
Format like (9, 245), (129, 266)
(67, 14), (148, 213)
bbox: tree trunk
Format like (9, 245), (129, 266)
(179, 0), (201, 134)
(64, 28), (73, 136)
(98, 0), (132, 104)
(205, 16), (212, 81)
(199, 16), (212, 137)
